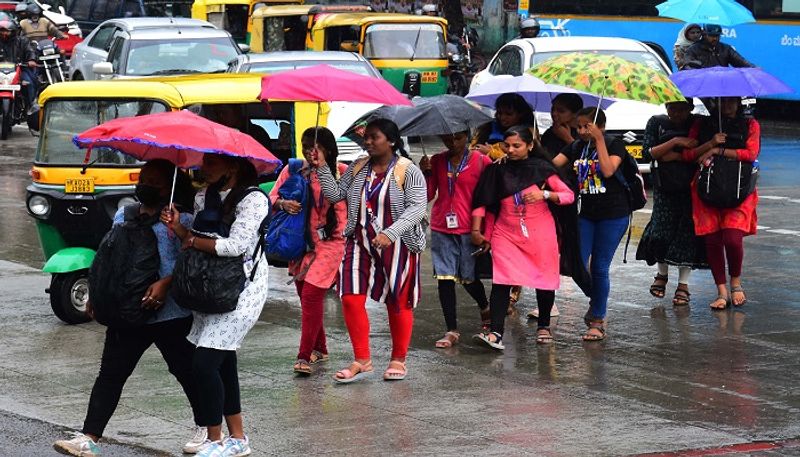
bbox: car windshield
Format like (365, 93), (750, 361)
(363, 23), (446, 59)
(246, 60), (374, 76)
(530, 50), (669, 74)
(36, 100), (168, 165)
(125, 38), (240, 76)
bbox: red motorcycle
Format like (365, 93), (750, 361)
(0, 61), (27, 140)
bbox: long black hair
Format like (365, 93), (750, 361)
(139, 159), (195, 210)
(220, 156), (258, 215)
(302, 126), (339, 238)
(365, 118), (411, 160)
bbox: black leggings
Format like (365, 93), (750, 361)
(193, 347), (241, 427)
(438, 279), (488, 331)
(489, 286), (555, 337)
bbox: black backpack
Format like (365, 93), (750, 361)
(697, 157), (759, 208)
(89, 204), (160, 327)
(614, 151), (647, 212)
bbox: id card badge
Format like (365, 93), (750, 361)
(520, 219), (529, 238)
(370, 215), (382, 233)
(445, 212), (459, 229)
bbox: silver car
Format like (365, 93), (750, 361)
(69, 17), (243, 80)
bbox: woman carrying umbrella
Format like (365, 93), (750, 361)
(682, 97), (760, 310)
(471, 125), (576, 348)
(552, 108), (631, 341)
(311, 118), (427, 383)
(162, 154), (271, 456)
(419, 129), (493, 348)
(636, 99), (707, 306)
(271, 127), (348, 376)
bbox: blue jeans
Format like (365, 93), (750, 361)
(21, 67), (38, 107)
(579, 215), (629, 320)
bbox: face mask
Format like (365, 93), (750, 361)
(135, 183), (163, 207)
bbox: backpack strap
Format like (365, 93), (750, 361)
(350, 156), (370, 177)
(393, 156), (412, 190)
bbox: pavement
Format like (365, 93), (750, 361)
(0, 126), (799, 456)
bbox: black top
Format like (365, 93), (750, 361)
(540, 126), (578, 161)
(563, 135), (630, 220)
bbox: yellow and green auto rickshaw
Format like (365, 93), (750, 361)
(191, 0), (303, 44)
(248, 4), (372, 52)
(309, 12), (449, 97)
(26, 73), (325, 323)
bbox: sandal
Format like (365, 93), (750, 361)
(435, 331), (460, 348)
(582, 321), (606, 342)
(672, 286), (691, 307)
(650, 274), (668, 298)
(709, 294), (730, 311)
(479, 307), (491, 330)
(309, 350), (329, 365)
(731, 285), (747, 307)
(536, 327), (554, 345)
(333, 360), (373, 384)
(508, 286), (521, 315)
(383, 360), (407, 381)
(473, 331), (505, 350)
(293, 359), (312, 376)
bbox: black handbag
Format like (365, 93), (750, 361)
(474, 250), (493, 279)
(651, 161), (697, 193)
(172, 247), (246, 314)
(697, 157), (759, 209)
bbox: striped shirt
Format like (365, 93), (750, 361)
(316, 156), (428, 253)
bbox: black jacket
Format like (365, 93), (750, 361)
(684, 40), (754, 69)
(0, 35), (36, 64)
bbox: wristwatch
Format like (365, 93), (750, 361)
(542, 190), (551, 201)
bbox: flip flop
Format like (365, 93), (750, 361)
(333, 360), (373, 384)
(731, 285), (747, 307)
(709, 294), (730, 311)
(309, 350), (329, 365)
(536, 327), (554, 345)
(293, 359), (312, 376)
(383, 360), (407, 381)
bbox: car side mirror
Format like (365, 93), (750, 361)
(92, 62), (114, 75)
(238, 43), (250, 54)
(340, 40), (358, 52)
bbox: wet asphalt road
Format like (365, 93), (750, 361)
(1, 123), (800, 456)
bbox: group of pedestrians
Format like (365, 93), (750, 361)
(53, 84), (761, 457)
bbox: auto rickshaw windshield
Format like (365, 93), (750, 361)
(363, 23), (446, 59)
(35, 99), (168, 165)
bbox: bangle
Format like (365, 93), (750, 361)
(471, 229), (481, 233)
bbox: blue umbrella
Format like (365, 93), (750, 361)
(670, 67), (793, 97)
(656, 0), (755, 26)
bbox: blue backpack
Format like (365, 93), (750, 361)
(265, 159), (311, 264)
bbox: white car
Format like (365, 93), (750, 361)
(470, 36), (701, 173)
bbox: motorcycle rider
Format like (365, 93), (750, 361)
(0, 19), (38, 108)
(19, 3), (65, 42)
(518, 17), (540, 39)
(683, 23), (754, 69)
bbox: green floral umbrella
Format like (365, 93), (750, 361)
(528, 52), (686, 105)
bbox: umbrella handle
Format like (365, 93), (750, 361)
(588, 76), (610, 150)
(168, 165), (177, 211)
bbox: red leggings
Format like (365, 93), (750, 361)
(341, 291), (414, 361)
(295, 281), (328, 362)
(705, 229), (745, 285)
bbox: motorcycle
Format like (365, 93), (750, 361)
(0, 61), (27, 140)
(445, 29), (480, 96)
(36, 39), (66, 87)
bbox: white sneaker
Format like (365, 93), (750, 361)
(183, 426), (209, 454)
(527, 303), (560, 319)
(219, 436), (251, 457)
(54, 432), (101, 457)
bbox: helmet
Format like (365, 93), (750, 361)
(27, 3), (43, 16)
(15, 3), (28, 14)
(0, 19), (18, 33)
(421, 3), (437, 13)
(520, 17), (540, 37)
(703, 23), (722, 36)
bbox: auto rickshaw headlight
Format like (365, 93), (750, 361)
(28, 195), (51, 218)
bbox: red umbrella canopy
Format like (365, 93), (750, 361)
(259, 64), (413, 106)
(73, 110), (282, 175)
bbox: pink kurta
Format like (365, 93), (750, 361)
(270, 162), (348, 289)
(473, 174), (574, 289)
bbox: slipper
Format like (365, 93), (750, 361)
(383, 360), (407, 381)
(333, 360), (373, 384)
(473, 331), (504, 350)
(527, 303), (560, 319)
(731, 285), (747, 307)
(435, 331), (460, 349)
(582, 322), (606, 342)
(709, 294), (730, 311)
(536, 327), (554, 345)
(672, 286), (691, 307)
(293, 359), (312, 376)
(650, 273), (668, 298)
(309, 350), (329, 365)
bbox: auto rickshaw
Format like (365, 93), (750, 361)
(191, 0), (303, 44)
(27, 73), (326, 323)
(248, 4), (371, 52)
(308, 12), (449, 97)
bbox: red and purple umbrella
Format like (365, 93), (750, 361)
(73, 109), (282, 175)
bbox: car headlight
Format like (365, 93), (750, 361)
(117, 196), (137, 209)
(28, 195), (51, 217)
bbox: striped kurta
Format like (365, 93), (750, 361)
(340, 169), (421, 309)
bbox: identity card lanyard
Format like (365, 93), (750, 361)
(513, 191), (529, 238)
(445, 150), (470, 229)
(576, 143), (605, 195)
(364, 157), (397, 232)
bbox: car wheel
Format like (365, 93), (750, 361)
(48, 271), (91, 324)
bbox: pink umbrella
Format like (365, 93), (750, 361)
(259, 64), (413, 106)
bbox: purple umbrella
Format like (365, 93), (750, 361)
(670, 67), (793, 98)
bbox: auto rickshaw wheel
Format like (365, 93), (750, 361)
(49, 271), (91, 324)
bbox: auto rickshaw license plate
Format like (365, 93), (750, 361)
(626, 145), (643, 159)
(65, 178), (95, 194)
(421, 71), (438, 83)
